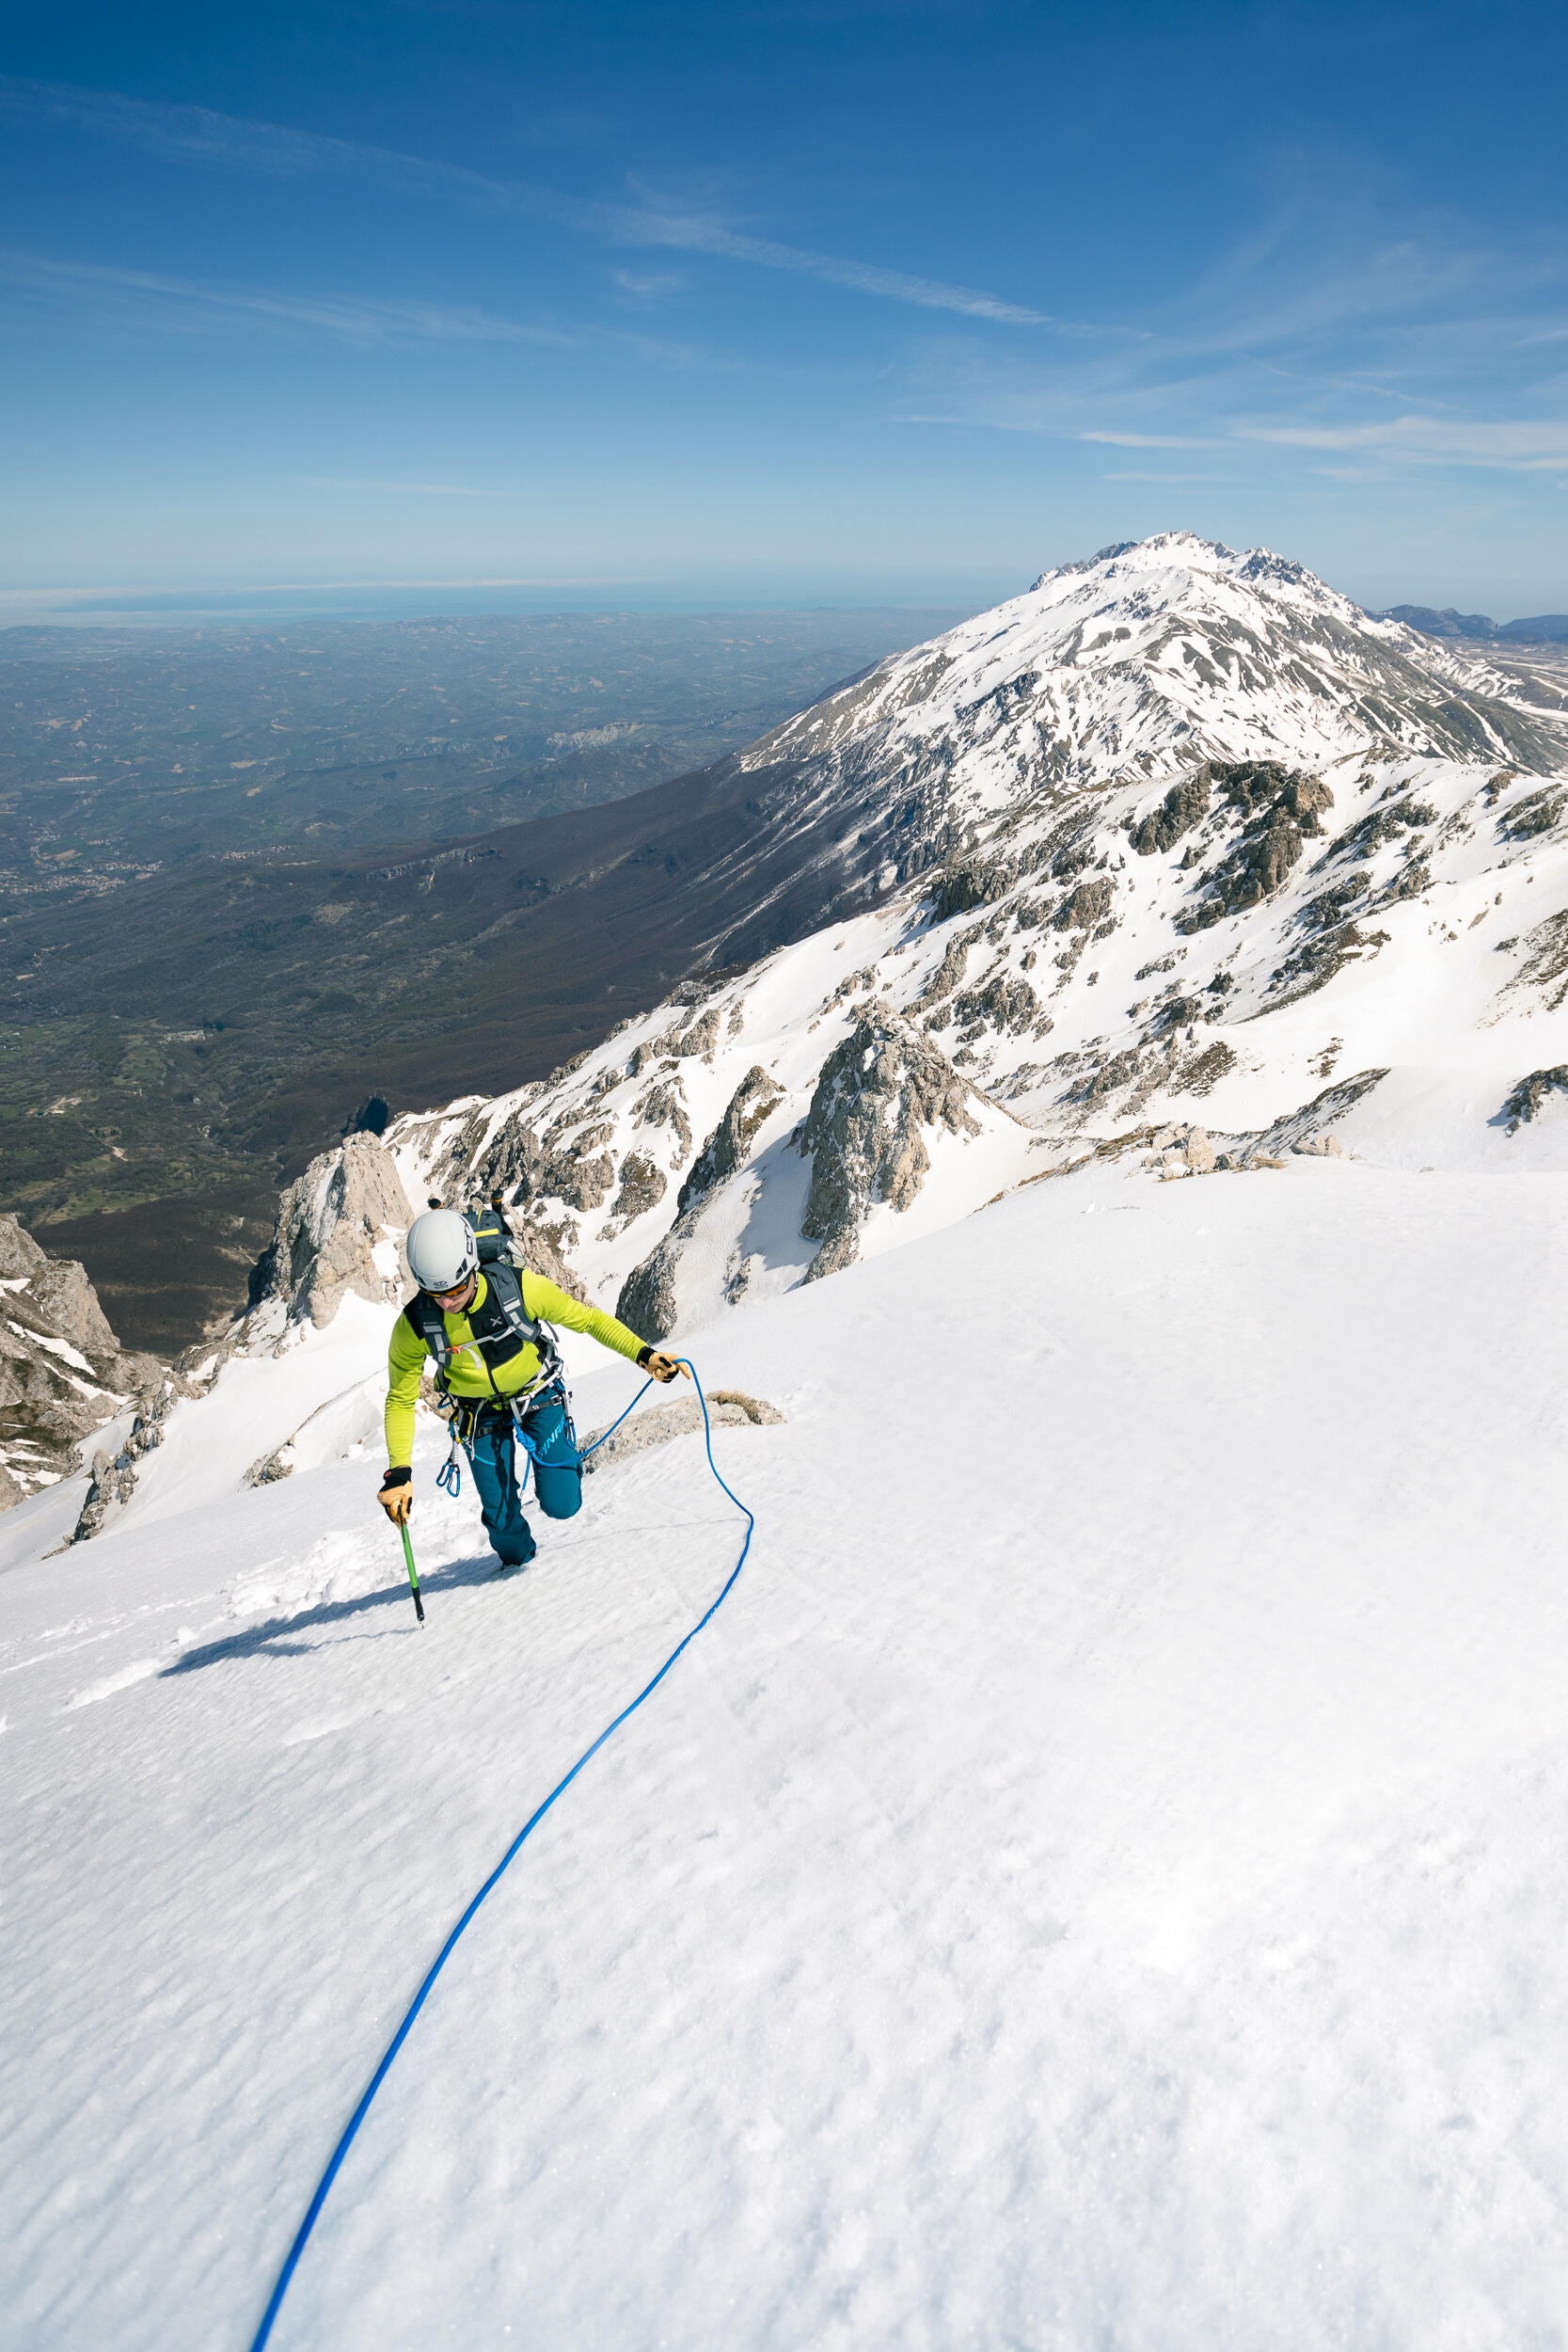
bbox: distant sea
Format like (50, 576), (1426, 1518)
(1, 572), (1020, 630)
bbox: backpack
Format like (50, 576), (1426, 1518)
(468, 1202), (513, 1265)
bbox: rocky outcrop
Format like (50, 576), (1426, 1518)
(1499, 787), (1565, 842)
(1132, 768), (1211, 855)
(608, 1152), (669, 1224)
(913, 930), (974, 1009)
(674, 1007), (721, 1062)
(547, 1138), (615, 1212)
(1502, 1066), (1568, 1134)
(634, 1079), (694, 1167)
(795, 1009), (983, 1282)
(510, 1218), (588, 1300)
(950, 972), (1038, 1036)
(614, 1232), (682, 1343)
(1178, 766), (1336, 934)
(0, 1214), (166, 1514)
(1255, 1070), (1389, 1156)
(1051, 876), (1115, 931)
(1141, 1125), (1217, 1177)
(463, 1096), (628, 1217)
(247, 1133), (416, 1330)
(677, 1067), (785, 1213)
(467, 1106), (545, 1204)
(70, 1375), (192, 1541)
(930, 854), (1015, 922)
(614, 1067), (787, 1339)
(1292, 1133), (1345, 1157)
(52, 1133), (417, 1542)
(580, 1389), (784, 1472)
(615, 1015), (999, 1333)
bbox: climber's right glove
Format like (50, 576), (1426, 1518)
(378, 1467), (413, 1525)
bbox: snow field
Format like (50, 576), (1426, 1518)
(5, 1160), (1568, 2347)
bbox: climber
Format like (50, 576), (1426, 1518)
(377, 1204), (686, 1570)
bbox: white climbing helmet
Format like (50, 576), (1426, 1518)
(406, 1207), (478, 1295)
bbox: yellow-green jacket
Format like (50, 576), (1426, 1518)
(384, 1271), (646, 1469)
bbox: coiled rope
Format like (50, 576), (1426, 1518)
(247, 1359), (754, 2351)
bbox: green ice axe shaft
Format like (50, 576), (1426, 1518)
(399, 1521), (426, 1625)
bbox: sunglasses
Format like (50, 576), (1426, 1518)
(431, 1276), (474, 1304)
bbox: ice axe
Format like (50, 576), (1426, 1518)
(399, 1521), (426, 1625)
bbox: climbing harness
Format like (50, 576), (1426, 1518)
(246, 1359), (754, 2352)
(434, 1375), (579, 1504)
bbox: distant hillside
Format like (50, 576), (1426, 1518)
(1379, 603), (1568, 644)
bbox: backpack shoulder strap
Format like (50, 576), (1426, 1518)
(479, 1256), (544, 1346)
(403, 1293), (452, 1371)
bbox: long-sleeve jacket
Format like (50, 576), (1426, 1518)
(384, 1270), (646, 1469)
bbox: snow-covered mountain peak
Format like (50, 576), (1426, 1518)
(734, 534), (1567, 879)
(1030, 531), (1353, 622)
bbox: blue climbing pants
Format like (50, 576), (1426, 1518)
(464, 1386), (580, 1567)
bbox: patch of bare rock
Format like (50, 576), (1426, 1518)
(580, 1389), (784, 1472)
(0, 1213), (166, 1516)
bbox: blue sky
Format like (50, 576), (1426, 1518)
(3, 0), (1566, 619)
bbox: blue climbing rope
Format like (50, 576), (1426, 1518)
(578, 1375), (656, 1461)
(247, 1360), (753, 2351)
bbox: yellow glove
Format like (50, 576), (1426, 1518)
(641, 1349), (689, 1385)
(378, 1470), (413, 1525)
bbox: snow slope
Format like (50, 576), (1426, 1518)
(7, 1157), (1568, 2349)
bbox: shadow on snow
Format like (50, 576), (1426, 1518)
(159, 1549), (506, 1676)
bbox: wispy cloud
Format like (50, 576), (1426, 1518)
(293, 477), (511, 495)
(1237, 416), (1568, 470)
(1079, 430), (1213, 449)
(0, 75), (1050, 326)
(0, 250), (725, 370)
(1, 250), (564, 343)
(613, 268), (689, 301)
(1102, 471), (1237, 484)
(871, 167), (1568, 487)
